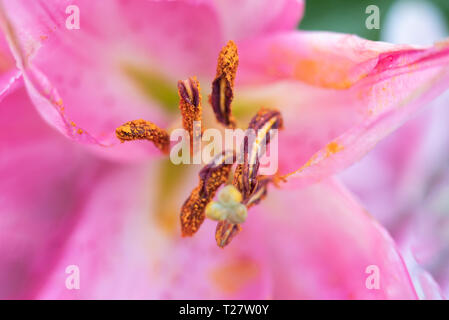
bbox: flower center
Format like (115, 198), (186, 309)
(115, 40), (284, 248)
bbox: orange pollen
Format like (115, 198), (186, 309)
(215, 220), (242, 248)
(180, 152), (234, 237)
(180, 186), (208, 237)
(178, 76), (202, 152)
(210, 40), (239, 128)
(216, 40), (239, 88)
(115, 119), (170, 154)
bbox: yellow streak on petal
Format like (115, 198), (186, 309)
(154, 160), (190, 235)
(294, 59), (354, 89)
(122, 63), (179, 113)
(435, 38), (449, 49)
(281, 142), (344, 180)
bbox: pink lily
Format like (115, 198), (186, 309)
(1, 0), (449, 299)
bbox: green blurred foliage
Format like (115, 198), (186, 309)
(433, 0), (449, 25)
(299, 0), (449, 41)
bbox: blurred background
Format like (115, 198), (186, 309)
(300, 0), (449, 42)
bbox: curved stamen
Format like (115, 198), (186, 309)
(234, 108), (283, 202)
(115, 119), (170, 153)
(215, 220), (241, 248)
(178, 76), (202, 153)
(210, 40), (239, 128)
(180, 151), (235, 237)
(214, 108), (283, 247)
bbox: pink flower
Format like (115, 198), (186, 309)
(1, 0), (449, 299)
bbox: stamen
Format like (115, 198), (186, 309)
(235, 108), (283, 201)
(215, 220), (242, 248)
(247, 108), (284, 138)
(210, 40), (239, 128)
(247, 108), (283, 176)
(115, 119), (170, 153)
(180, 186), (208, 237)
(245, 177), (270, 209)
(214, 108), (283, 248)
(180, 151), (235, 237)
(178, 77), (202, 152)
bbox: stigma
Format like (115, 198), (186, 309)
(205, 185), (248, 224)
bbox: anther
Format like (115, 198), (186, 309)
(180, 151), (235, 237)
(115, 119), (170, 153)
(178, 77), (202, 152)
(235, 108), (283, 201)
(215, 220), (241, 248)
(210, 40), (239, 128)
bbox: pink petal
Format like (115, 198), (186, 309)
(206, 0), (304, 40)
(0, 29), (21, 101)
(340, 89), (449, 226)
(250, 178), (419, 299)
(0, 87), (106, 298)
(340, 87), (449, 296)
(236, 32), (449, 187)
(400, 243), (445, 299)
(394, 181), (449, 298)
(0, 0), (223, 161)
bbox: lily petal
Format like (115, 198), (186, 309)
(250, 178), (421, 299)
(0, 30), (20, 101)
(236, 32), (449, 187)
(339, 88), (449, 297)
(206, 0), (304, 40)
(0, 0), (222, 161)
(0, 86), (107, 299)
